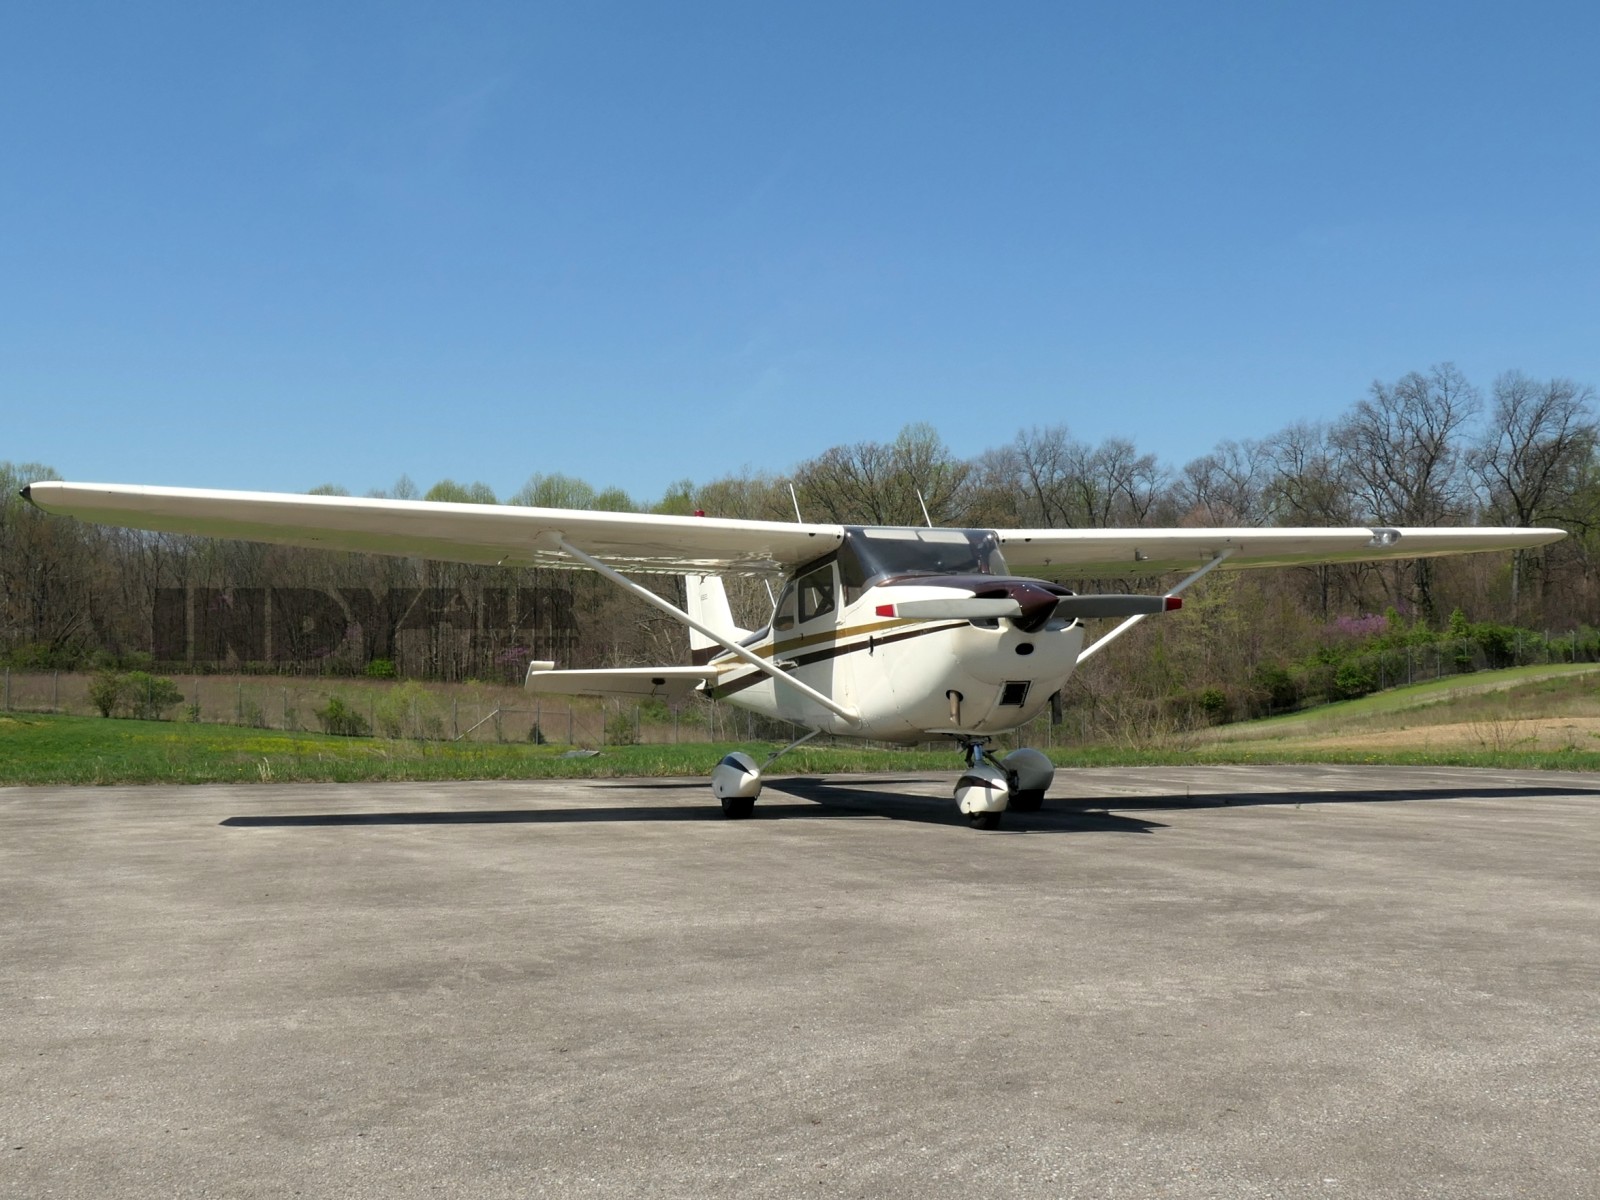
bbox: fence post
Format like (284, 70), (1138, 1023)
(3, 667), (9, 711)
(634, 705), (640, 744)
(452, 697), (459, 739)
(282, 687), (288, 730)
(568, 707), (574, 744)
(236, 681), (243, 723)
(53, 670), (59, 710)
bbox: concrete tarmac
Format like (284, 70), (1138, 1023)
(2, 766), (1598, 1199)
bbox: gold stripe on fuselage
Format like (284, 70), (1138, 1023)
(704, 617), (969, 699)
(709, 615), (919, 669)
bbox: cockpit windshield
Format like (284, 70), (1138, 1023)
(838, 526), (1008, 590)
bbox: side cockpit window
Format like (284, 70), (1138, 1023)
(797, 565), (836, 624)
(772, 581), (798, 632)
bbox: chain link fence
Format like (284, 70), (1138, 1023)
(5, 631), (1596, 751)
(0, 669), (1081, 752)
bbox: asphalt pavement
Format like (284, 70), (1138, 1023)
(3, 765), (1598, 1199)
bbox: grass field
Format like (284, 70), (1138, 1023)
(1199, 662), (1600, 756)
(5, 663), (1600, 786)
(0, 713), (974, 786)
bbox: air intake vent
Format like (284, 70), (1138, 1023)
(999, 681), (1031, 707)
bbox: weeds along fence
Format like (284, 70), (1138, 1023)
(0, 671), (709, 745)
(6, 629), (1598, 751)
(0, 669), (1079, 753)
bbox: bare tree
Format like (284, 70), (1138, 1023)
(1258, 423), (1359, 618)
(974, 425), (1092, 528)
(1175, 439), (1271, 526)
(1469, 371), (1599, 613)
(1085, 438), (1169, 527)
(794, 423), (970, 525)
(1332, 364), (1481, 618)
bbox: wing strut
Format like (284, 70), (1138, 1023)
(1076, 550), (1236, 665)
(555, 538), (861, 725)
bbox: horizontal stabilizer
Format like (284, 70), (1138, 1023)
(525, 664), (719, 699)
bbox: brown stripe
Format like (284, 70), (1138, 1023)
(704, 621), (966, 701)
(707, 616), (919, 666)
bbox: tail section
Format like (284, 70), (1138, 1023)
(685, 574), (751, 664)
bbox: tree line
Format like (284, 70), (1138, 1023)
(4, 363), (1598, 725)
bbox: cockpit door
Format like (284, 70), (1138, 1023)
(795, 562), (837, 627)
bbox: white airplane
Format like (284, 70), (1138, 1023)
(22, 481), (1564, 829)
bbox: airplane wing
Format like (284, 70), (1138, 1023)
(524, 664), (720, 699)
(22, 483), (1563, 578)
(997, 525), (1565, 577)
(21, 482), (844, 575)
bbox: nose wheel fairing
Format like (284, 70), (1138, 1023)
(951, 739), (1056, 829)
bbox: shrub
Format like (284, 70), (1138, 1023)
(1332, 658), (1377, 700)
(373, 681), (445, 739)
(1196, 687), (1230, 723)
(1470, 622), (1519, 669)
(88, 669), (125, 718)
(123, 672), (184, 719)
(364, 658), (397, 679)
(88, 669), (182, 719)
(315, 696), (371, 737)
(1252, 663), (1301, 715)
(604, 706), (638, 745)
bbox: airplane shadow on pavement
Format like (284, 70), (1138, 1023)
(219, 775), (1164, 835)
(218, 777), (1592, 835)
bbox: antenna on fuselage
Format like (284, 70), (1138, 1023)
(788, 482), (804, 523)
(916, 488), (933, 527)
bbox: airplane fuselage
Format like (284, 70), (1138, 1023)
(698, 522), (1089, 744)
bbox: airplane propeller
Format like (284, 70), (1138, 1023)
(878, 591), (1180, 626)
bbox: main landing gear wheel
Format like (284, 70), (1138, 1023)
(1007, 792), (1044, 813)
(967, 811), (1003, 830)
(712, 752), (762, 819)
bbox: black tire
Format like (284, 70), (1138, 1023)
(967, 811), (1003, 831)
(1008, 791), (1044, 812)
(720, 797), (755, 819)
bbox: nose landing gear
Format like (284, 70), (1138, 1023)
(952, 739), (1057, 830)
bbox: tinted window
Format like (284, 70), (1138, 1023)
(772, 582), (797, 631)
(843, 527), (1008, 582)
(797, 565), (836, 624)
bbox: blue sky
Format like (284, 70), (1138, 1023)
(4, 2), (1598, 503)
